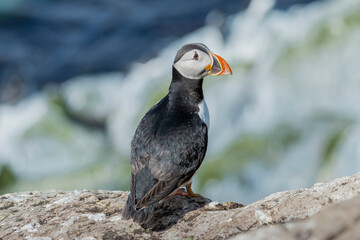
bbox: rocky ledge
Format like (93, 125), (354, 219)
(1, 172), (360, 240)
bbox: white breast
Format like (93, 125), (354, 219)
(198, 100), (210, 128)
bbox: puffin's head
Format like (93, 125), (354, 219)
(173, 43), (232, 80)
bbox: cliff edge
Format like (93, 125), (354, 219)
(1, 173), (360, 240)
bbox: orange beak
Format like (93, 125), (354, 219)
(209, 53), (232, 76)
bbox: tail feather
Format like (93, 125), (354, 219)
(122, 194), (135, 220)
(122, 192), (155, 224)
(123, 173), (180, 224)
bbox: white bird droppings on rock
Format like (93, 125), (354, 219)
(20, 222), (40, 233)
(109, 215), (123, 222)
(208, 201), (219, 208)
(53, 195), (75, 205)
(25, 237), (52, 240)
(82, 213), (106, 222)
(255, 209), (273, 224)
(61, 215), (79, 227)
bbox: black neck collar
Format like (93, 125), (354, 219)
(169, 67), (204, 105)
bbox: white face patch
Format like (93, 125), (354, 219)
(173, 49), (211, 79)
(198, 100), (210, 128)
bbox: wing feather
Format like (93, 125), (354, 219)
(135, 178), (178, 209)
(129, 96), (208, 209)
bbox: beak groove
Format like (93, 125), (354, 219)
(209, 53), (232, 76)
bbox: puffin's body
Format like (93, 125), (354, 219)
(123, 43), (231, 223)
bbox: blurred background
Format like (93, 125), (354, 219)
(1, 0), (360, 204)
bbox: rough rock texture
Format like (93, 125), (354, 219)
(0, 173), (360, 240)
(230, 196), (360, 240)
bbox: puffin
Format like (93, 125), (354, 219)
(123, 43), (232, 223)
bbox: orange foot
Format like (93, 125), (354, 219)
(168, 184), (204, 198)
(185, 183), (203, 198)
(169, 187), (188, 197)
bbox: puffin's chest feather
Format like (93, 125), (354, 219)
(197, 99), (210, 128)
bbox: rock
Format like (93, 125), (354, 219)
(230, 197), (360, 240)
(0, 172), (359, 240)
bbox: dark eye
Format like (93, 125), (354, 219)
(193, 51), (199, 60)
